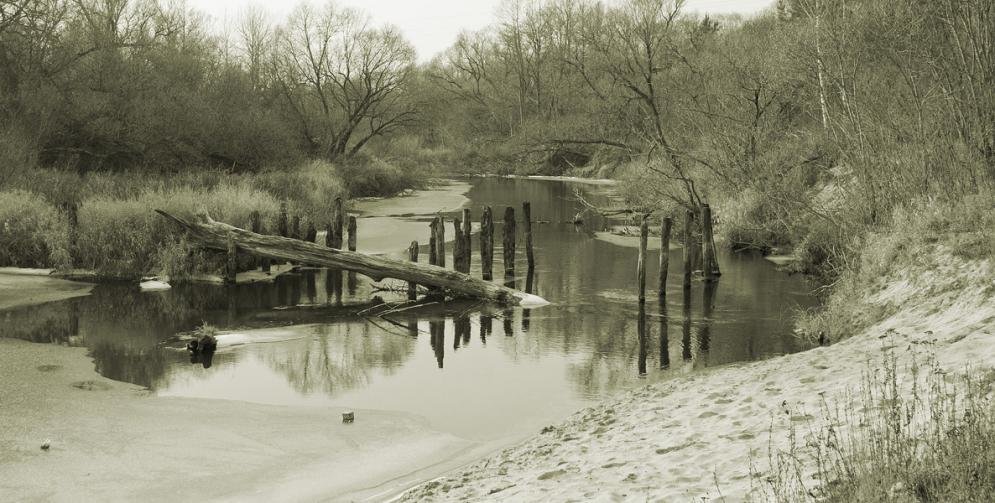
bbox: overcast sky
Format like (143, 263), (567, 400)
(189, 0), (776, 62)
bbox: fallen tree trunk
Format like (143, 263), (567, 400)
(156, 210), (548, 307)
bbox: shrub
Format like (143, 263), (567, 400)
(337, 154), (422, 197)
(0, 190), (69, 268)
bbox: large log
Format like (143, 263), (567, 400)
(157, 210), (548, 307)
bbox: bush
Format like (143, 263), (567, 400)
(337, 154), (422, 197)
(0, 190), (69, 268)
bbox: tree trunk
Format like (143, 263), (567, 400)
(157, 211), (545, 306)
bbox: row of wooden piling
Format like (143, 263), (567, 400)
(406, 202), (537, 295)
(227, 197), (358, 284)
(636, 204), (721, 303)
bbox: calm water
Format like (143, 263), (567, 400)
(1, 178), (817, 442)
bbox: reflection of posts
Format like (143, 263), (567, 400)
(503, 308), (513, 337)
(658, 296), (670, 369)
(700, 280), (718, 356)
(325, 269), (343, 306)
(455, 315), (471, 347)
(480, 313), (492, 343)
(637, 303), (648, 376)
(682, 283), (692, 361)
(429, 320), (445, 368)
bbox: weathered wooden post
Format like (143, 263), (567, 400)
(637, 303), (648, 376)
(347, 216), (357, 252)
(701, 204), (721, 280)
(659, 217), (672, 296)
(407, 241), (419, 300)
(637, 214), (649, 303)
(434, 215), (446, 268)
(453, 217), (467, 273)
(523, 202), (534, 270)
(481, 207), (494, 280)
(503, 207), (516, 278)
(462, 208), (472, 272)
(225, 232), (237, 285)
(291, 215), (301, 240)
(278, 202), (289, 238)
(683, 210), (694, 288)
(305, 222), (317, 243)
(332, 198), (344, 249)
(428, 218), (439, 266)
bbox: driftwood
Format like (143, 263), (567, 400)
(156, 211), (547, 307)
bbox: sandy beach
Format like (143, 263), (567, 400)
(398, 246), (995, 501)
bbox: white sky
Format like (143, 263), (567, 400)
(189, 0), (776, 62)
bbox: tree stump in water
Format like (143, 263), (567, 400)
(503, 207), (516, 278)
(408, 241), (419, 300)
(481, 207), (494, 280)
(347, 216), (357, 252)
(659, 217), (672, 296)
(523, 202), (534, 269)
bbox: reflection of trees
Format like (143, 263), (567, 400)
(89, 342), (168, 389)
(264, 322), (416, 396)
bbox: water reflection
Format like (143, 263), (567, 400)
(0, 177), (819, 442)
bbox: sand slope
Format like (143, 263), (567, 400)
(398, 246), (995, 502)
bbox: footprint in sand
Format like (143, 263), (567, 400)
(537, 469), (567, 481)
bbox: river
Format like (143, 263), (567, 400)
(0, 177), (817, 449)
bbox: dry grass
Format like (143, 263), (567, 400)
(754, 352), (995, 502)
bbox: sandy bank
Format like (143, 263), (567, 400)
(398, 245), (995, 502)
(0, 269), (93, 311)
(349, 180), (472, 256)
(0, 338), (480, 502)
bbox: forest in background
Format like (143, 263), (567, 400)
(1, 0), (993, 292)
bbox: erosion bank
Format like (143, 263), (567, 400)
(397, 244), (995, 501)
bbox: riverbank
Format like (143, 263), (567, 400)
(397, 242), (995, 501)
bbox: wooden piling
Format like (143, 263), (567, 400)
(683, 210), (693, 288)
(305, 222), (317, 243)
(435, 216), (446, 268)
(278, 202), (289, 238)
(291, 215), (301, 240)
(332, 198), (344, 249)
(462, 208), (472, 272)
(659, 217), (672, 296)
(453, 217), (467, 273)
(428, 218), (439, 266)
(347, 216), (357, 252)
(637, 214), (649, 303)
(481, 207), (494, 280)
(225, 232), (237, 285)
(503, 207), (516, 278)
(523, 202), (534, 269)
(701, 204), (721, 280)
(408, 241), (419, 300)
